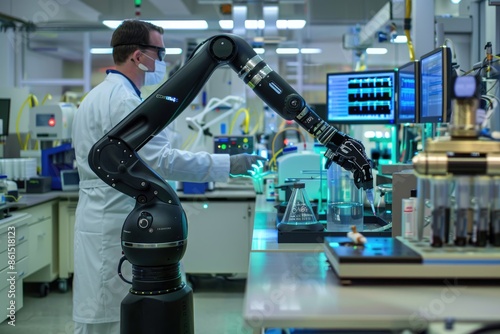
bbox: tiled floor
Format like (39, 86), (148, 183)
(0, 275), (254, 334)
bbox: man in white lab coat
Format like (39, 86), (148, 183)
(72, 19), (263, 334)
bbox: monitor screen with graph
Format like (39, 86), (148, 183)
(326, 70), (396, 124)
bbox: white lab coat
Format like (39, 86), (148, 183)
(72, 72), (230, 326)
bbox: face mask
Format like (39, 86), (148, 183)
(144, 59), (167, 86)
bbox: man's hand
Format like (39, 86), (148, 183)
(229, 153), (267, 176)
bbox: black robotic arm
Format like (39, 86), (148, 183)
(87, 33), (374, 334)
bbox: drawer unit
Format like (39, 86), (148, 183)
(22, 200), (59, 283)
(0, 257), (27, 323)
(0, 239), (29, 285)
(0, 213), (31, 324)
(26, 218), (52, 275)
(0, 216), (29, 278)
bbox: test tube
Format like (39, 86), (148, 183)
(491, 177), (500, 246)
(454, 176), (471, 246)
(430, 176), (450, 247)
(473, 176), (492, 247)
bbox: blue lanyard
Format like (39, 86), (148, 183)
(106, 69), (142, 99)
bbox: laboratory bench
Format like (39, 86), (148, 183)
(245, 195), (500, 333)
(242, 251), (500, 334)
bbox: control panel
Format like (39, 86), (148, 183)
(213, 135), (254, 155)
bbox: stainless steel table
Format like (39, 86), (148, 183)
(243, 251), (500, 333)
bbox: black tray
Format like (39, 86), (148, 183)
(277, 215), (391, 243)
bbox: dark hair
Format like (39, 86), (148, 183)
(110, 19), (164, 64)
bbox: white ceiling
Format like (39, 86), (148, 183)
(0, 0), (461, 69)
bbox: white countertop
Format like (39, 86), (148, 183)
(243, 251), (500, 331)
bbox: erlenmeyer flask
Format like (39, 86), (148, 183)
(277, 182), (324, 232)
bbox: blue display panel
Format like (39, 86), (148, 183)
(326, 70), (396, 124)
(419, 46), (452, 124)
(396, 60), (419, 124)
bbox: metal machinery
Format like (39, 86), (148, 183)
(29, 103), (77, 190)
(88, 33), (374, 333)
(324, 75), (500, 283)
(29, 103), (76, 140)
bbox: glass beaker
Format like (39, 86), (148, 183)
(326, 164), (364, 232)
(277, 182), (324, 232)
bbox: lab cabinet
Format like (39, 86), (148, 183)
(181, 199), (255, 275)
(23, 200), (58, 289)
(0, 212), (31, 323)
(58, 198), (76, 290)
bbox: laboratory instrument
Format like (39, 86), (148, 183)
(88, 33), (373, 333)
(183, 95), (244, 151)
(60, 169), (80, 191)
(41, 142), (75, 190)
(213, 135), (254, 155)
(29, 102), (76, 140)
(276, 150), (322, 201)
(376, 183), (393, 224)
(28, 102), (77, 190)
(324, 75), (500, 283)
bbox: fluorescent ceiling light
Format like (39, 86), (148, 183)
(218, 20), (306, 30)
(276, 48), (322, 55)
(393, 35), (408, 43)
(245, 20), (265, 30)
(253, 48), (265, 54)
(219, 20), (233, 30)
(366, 48), (388, 55)
(91, 48), (113, 54)
(103, 20), (208, 30)
(276, 48), (299, 54)
(276, 20), (306, 29)
(300, 48), (322, 54)
(165, 48), (183, 55)
(90, 47), (183, 55)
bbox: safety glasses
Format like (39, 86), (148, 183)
(138, 44), (166, 61)
(114, 43), (166, 61)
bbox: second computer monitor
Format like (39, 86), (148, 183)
(326, 70), (396, 124)
(396, 60), (420, 124)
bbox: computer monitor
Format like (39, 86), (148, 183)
(396, 60), (420, 124)
(0, 98), (11, 136)
(419, 46), (452, 124)
(326, 70), (396, 124)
